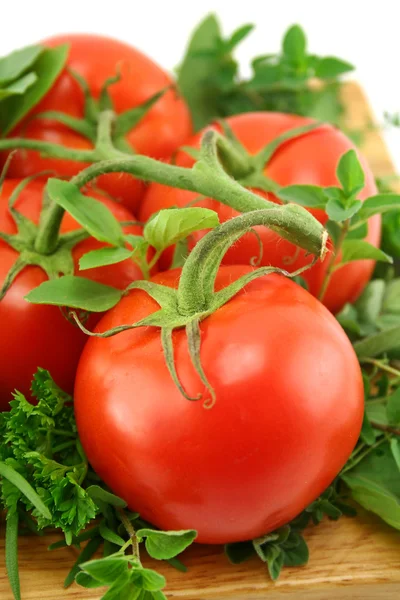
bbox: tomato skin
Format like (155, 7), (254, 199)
(75, 266), (364, 544)
(0, 179), (143, 408)
(140, 113), (380, 313)
(4, 34), (192, 212)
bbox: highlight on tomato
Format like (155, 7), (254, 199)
(140, 112), (380, 313)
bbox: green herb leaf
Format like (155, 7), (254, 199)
(386, 388), (400, 427)
(342, 442), (400, 529)
(0, 44), (68, 136)
(340, 240), (393, 265)
(314, 57), (354, 79)
(226, 24), (254, 52)
(80, 554), (129, 585)
(177, 14), (223, 130)
(64, 537), (102, 588)
(47, 179), (125, 246)
(326, 198), (362, 222)
(265, 545), (284, 581)
(336, 150), (365, 198)
(137, 529), (197, 560)
(354, 325), (400, 359)
(0, 461), (51, 520)
(357, 194), (400, 220)
(5, 512), (21, 600)
(25, 275), (122, 312)
(282, 533), (309, 567)
(79, 247), (133, 271)
(283, 25), (306, 67)
(144, 207), (219, 251)
(86, 486), (127, 509)
(225, 541), (255, 564)
(390, 438), (400, 471)
(130, 565), (166, 591)
(99, 521), (125, 547)
(75, 572), (104, 589)
(0, 45), (42, 84)
(278, 185), (327, 208)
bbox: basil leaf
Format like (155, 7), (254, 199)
(25, 276), (122, 312)
(340, 240), (393, 265)
(357, 193), (400, 220)
(136, 529), (197, 560)
(278, 185), (327, 209)
(336, 150), (365, 198)
(0, 44), (68, 135)
(387, 388), (400, 427)
(342, 442), (400, 530)
(144, 207), (219, 251)
(0, 45), (42, 84)
(47, 179), (125, 246)
(326, 198), (362, 222)
(79, 247), (133, 271)
(315, 57), (354, 79)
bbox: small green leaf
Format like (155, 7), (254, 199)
(354, 325), (400, 359)
(130, 566), (166, 591)
(357, 194), (400, 220)
(390, 438), (400, 472)
(0, 461), (51, 520)
(336, 150), (365, 198)
(282, 533), (309, 567)
(144, 207), (219, 251)
(226, 24), (254, 52)
(315, 57), (354, 79)
(265, 545), (284, 580)
(342, 442), (400, 530)
(86, 486), (127, 508)
(5, 512), (21, 600)
(0, 72), (37, 100)
(278, 185), (327, 209)
(283, 25), (306, 66)
(80, 554), (129, 585)
(99, 522), (125, 547)
(0, 45), (42, 84)
(326, 198), (362, 222)
(340, 240), (393, 265)
(136, 529), (197, 560)
(25, 276), (122, 312)
(225, 541), (255, 564)
(386, 388), (400, 427)
(75, 572), (103, 589)
(47, 179), (124, 246)
(0, 44), (68, 136)
(64, 537), (102, 588)
(79, 247), (133, 271)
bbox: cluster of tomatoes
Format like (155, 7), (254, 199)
(0, 34), (376, 543)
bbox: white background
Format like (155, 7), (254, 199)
(1, 0), (399, 168)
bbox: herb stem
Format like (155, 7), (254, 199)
(318, 219), (350, 302)
(362, 358), (400, 378)
(340, 436), (387, 475)
(370, 422), (400, 436)
(117, 509), (140, 561)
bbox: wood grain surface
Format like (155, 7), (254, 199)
(1, 81), (399, 600)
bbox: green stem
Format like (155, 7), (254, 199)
(94, 110), (126, 160)
(340, 436), (387, 476)
(318, 219), (350, 302)
(117, 509), (140, 561)
(370, 422), (400, 437)
(362, 358), (400, 378)
(0, 138), (97, 162)
(177, 205), (328, 315)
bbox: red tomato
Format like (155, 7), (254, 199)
(75, 266), (364, 544)
(4, 34), (192, 212)
(0, 179), (144, 408)
(140, 113), (380, 313)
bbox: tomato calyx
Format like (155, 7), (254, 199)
(71, 205), (328, 407)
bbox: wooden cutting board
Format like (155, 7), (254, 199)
(1, 82), (400, 600)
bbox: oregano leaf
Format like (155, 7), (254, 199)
(278, 184), (327, 209)
(136, 529), (197, 560)
(336, 150), (365, 198)
(340, 240), (393, 266)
